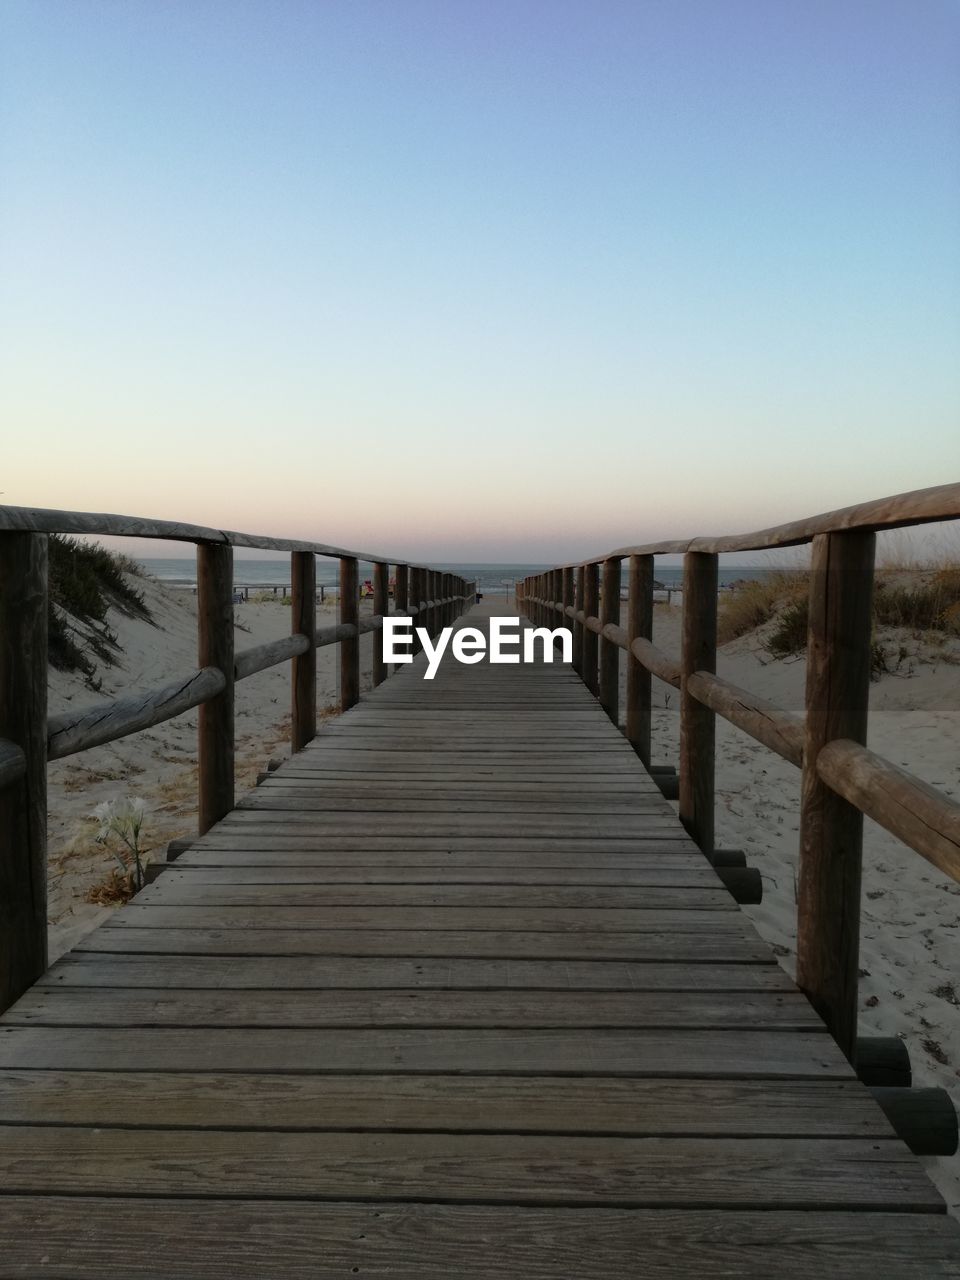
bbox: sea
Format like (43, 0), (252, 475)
(137, 558), (778, 594)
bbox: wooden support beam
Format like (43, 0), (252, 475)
(797, 530), (875, 1062)
(679, 551), (717, 854)
(582, 563), (600, 696)
(197, 543), (234, 835)
(372, 562), (388, 687)
(573, 566), (585, 676)
(0, 532), (48, 1014)
(626, 554), (653, 767)
(290, 552), (316, 752)
(562, 567), (574, 650)
(339, 555), (359, 713)
(394, 565), (409, 653)
(410, 568), (423, 654)
(599, 558), (621, 724)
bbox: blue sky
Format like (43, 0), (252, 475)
(2, 0), (958, 560)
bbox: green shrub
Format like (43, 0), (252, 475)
(873, 570), (960, 634)
(718, 571), (808, 644)
(764, 598), (809, 658)
(46, 536), (152, 681)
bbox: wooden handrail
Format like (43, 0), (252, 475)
(550, 481), (960, 566)
(0, 504), (415, 567)
(816, 740), (960, 886)
(0, 503), (476, 1014)
(47, 667), (227, 761)
(519, 479), (960, 1067)
(686, 671), (803, 767)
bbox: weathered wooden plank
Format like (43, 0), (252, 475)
(1, 1200), (957, 1279)
(214, 812), (684, 836)
(278, 753), (644, 772)
(75, 926), (773, 962)
(39, 955), (793, 990)
(0, 1026), (844, 1076)
(0, 1072), (889, 1135)
(104, 904), (745, 932)
(5, 988), (818, 1029)
(138, 883), (732, 910)
(263, 768), (660, 788)
(133, 865), (722, 886)
(0, 1129), (933, 1209)
(238, 793), (673, 815)
(179, 838), (702, 857)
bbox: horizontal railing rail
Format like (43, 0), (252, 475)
(519, 480), (960, 1072)
(0, 505), (475, 1013)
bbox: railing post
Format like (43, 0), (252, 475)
(600, 557), (621, 724)
(573, 566), (585, 677)
(562, 567), (574, 649)
(395, 565), (409, 665)
(291, 551), (316, 751)
(197, 542), (234, 834)
(410, 568), (423, 654)
(679, 551), (717, 854)
(339, 555), (359, 712)
(797, 530), (875, 1062)
(372, 561), (388, 687)
(0, 532), (48, 1013)
(582, 563), (600, 696)
(626, 553), (654, 767)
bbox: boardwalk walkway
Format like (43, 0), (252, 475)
(0, 602), (957, 1276)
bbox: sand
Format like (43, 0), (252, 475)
(44, 579), (959, 1215)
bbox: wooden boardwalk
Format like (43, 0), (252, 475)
(0, 601), (958, 1276)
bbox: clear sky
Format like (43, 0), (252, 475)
(2, 0), (958, 561)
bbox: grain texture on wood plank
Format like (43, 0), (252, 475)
(0, 1200), (956, 1280)
(179, 838), (703, 857)
(103, 904), (745, 932)
(5, 988), (819, 1029)
(0, 1072), (889, 1135)
(72, 925), (777, 961)
(0, 1026), (846, 1076)
(137, 883), (733, 910)
(0, 1129), (934, 1209)
(153, 865), (720, 886)
(40, 955), (793, 991)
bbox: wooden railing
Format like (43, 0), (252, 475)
(0, 504), (474, 1013)
(519, 482), (960, 1065)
